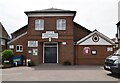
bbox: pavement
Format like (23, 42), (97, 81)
(0, 64), (120, 81)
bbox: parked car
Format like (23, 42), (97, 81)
(104, 48), (120, 74)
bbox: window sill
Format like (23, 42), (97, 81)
(56, 30), (66, 31)
(16, 51), (23, 52)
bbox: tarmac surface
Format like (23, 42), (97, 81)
(0, 64), (120, 82)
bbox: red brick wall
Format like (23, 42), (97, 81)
(27, 16), (74, 36)
(10, 34), (27, 58)
(58, 40), (74, 64)
(76, 45), (114, 65)
(26, 16), (75, 65)
(74, 22), (91, 42)
(0, 23), (10, 51)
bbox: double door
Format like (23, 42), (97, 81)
(44, 43), (57, 63)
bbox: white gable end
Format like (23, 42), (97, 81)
(77, 30), (115, 46)
(79, 36), (113, 45)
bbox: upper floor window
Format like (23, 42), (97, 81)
(35, 19), (44, 30)
(57, 19), (66, 30)
(0, 39), (5, 45)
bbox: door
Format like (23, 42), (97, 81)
(44, 43), (57, 63)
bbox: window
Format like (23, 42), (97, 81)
(35, 19), (44, 30)
(16, 45), (23, 52)
(1, 39), (5, 45)
(91, 50), (97, 55)
(107, 47), (113, 52)
(92, 35), (99, 42)
(57, 19), (66, 30)
(28, 41), (38, 47)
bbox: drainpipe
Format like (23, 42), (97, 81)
(74, 42), (77, 65)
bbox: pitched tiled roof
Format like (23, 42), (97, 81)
(39, 8), (71, 11)
(0, 22), (10, 39)
(74, 22), (91, 32)
(25, 8), (76, 14)
(11, 25), (28, 35)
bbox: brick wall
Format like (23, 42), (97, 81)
(76, 45), (114, 65)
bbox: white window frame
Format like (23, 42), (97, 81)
(1, 39), (5, 45)
(28, 41), (38, 47)
(35, 19), (44, 30)
(57, 19), (66, 30)
(16, 45), (23, 52)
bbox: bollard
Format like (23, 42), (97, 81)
(15, 62), (17, 66)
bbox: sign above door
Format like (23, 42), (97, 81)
(42, 31), (58, 39)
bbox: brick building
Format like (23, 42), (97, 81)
(0, 22), (10, 61)
(0, 22), (10, 51)
(8, 8), (115, 65)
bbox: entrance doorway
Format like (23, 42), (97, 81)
(43, 42), (58, 63)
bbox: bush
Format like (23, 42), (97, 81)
(2, 49), (14, 58)
(63, 61), (72, 65)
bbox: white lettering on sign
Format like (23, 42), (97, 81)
(42, 31), (58, 39)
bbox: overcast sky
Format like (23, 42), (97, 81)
(0, 0), (119, 38)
